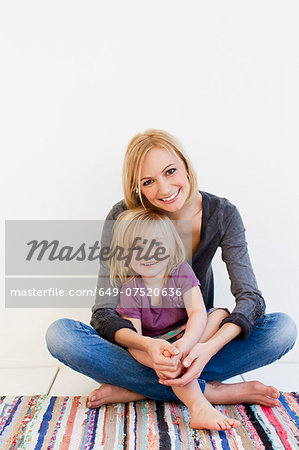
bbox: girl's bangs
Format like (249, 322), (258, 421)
(127, 218), (164, 246)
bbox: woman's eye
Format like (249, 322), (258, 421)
(142, 169), (175, 186)
(166, 168), (176, 175)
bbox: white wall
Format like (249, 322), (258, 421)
(1, 1), (298, 366)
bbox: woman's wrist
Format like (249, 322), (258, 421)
(176, 336), (195, 352)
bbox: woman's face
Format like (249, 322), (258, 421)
(139, 147), (190, 212)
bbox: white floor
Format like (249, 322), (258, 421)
(0, 361), (298, 396)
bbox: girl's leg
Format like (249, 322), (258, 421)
(171, 381), (240, 430)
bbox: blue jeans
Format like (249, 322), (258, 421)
(45, 313), (297, 402)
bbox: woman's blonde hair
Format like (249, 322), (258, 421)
(123, 129), (198, 209)
(108, 208), (186, 287)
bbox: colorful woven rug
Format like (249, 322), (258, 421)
(1, 393), (299, 449)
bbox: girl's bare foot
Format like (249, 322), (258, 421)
(190, 397), (240, 430)
(87, 383), (146, 408)
(205, 380), (280, 407)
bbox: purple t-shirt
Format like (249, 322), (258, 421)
(116, 261), (200, 337)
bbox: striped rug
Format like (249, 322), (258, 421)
(0, 393), (299, 449)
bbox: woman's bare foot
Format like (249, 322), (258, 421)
(87, 383), (146, 408)
(190, 397), (240, 430)
(205, 380), (280, 407)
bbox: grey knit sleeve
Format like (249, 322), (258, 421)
(219, 201), (266, 339)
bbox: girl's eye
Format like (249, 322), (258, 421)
(143, 180), (152, 186)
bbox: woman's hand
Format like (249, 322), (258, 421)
(172, 337), (194, 359)
(159, 342), (214, 386)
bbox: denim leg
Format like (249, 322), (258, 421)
(201, 312), (297, 382)
(46, 318), (206, 401)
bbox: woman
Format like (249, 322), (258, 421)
(46, 129), (297, 411)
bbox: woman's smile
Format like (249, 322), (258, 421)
(159, 188), (181, 203)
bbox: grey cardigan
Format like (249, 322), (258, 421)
(90, 191), (265, 342)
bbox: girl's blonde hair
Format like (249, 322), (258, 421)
(108, 208), (186, 287)
(123, 129), (198, 209)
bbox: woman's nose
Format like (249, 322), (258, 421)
(157, 178), (171, 197)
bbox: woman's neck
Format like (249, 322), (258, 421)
(165, 191), (202, 221)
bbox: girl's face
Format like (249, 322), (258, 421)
(129, 225), (170, 279)
(139, 147), (190, 212)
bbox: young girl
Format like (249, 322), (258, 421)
(109, 207), (240, 431)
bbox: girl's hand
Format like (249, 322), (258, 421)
(156, 348), (184, 380)
(156, 339), (194, 381)
(159, 342), (214, 387)
(145, 338), (182, 374)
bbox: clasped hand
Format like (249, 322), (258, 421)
(146, 338), (183, 380)
(149, 339), (213, 387)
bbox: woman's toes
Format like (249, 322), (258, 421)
(87, 398), (98, 408)
(257, 395), (279, 407)
(87, 396), (100, 408)
(88, 389), (99, 401)
(88, 401), (102, 409)
(265, 385), (279, 398)
(87, 387), (106, 408)
(223, 422), (232, 430)
(88, 394), (97, 403)
(222, 421), (231, 430)
(224, 418), (239, 429)
(270, 387), (280, 399)
(269, 399), (280, 407)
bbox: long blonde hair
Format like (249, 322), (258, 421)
(122, 129), (198, 209)
(108, 208), (186, 287)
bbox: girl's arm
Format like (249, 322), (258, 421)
(176, 286), (208, 352)
(157, 286), (207, 380)
(121, 316), (181, 373)
(120, 316), (154, 368)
